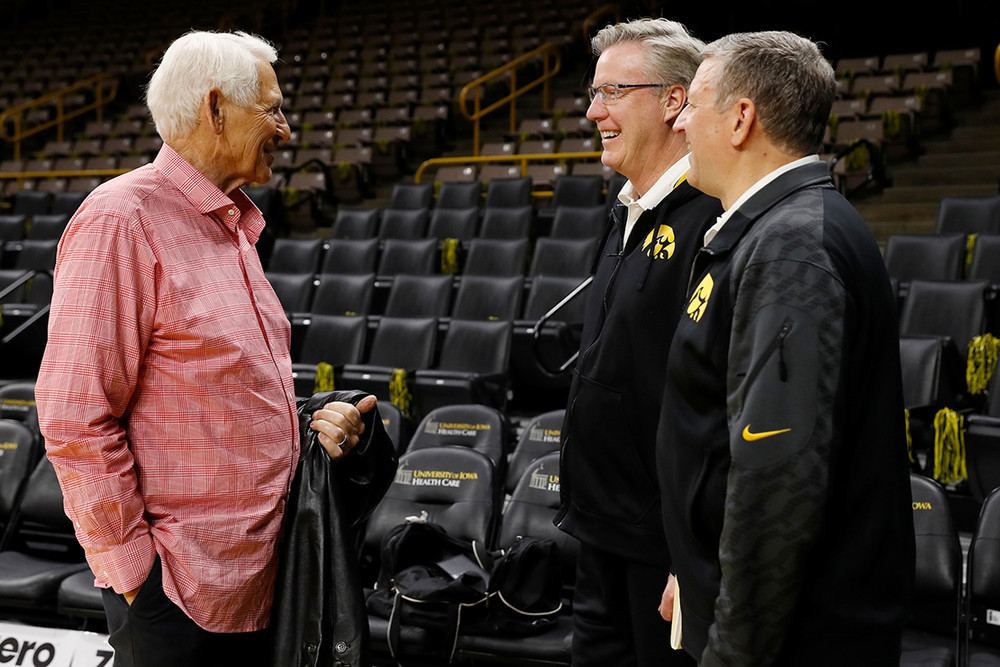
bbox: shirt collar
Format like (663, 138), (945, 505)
(617, 153), (692, 211)
(703, 154), (820, 246)
(152, 144), (266, 243)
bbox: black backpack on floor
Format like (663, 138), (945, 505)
(367, 520), (562, 663)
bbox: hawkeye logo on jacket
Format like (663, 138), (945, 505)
(642, 224), (676, 260)
(686, 273), (714, 322)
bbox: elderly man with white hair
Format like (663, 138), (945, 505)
(36, 31), (374, 666)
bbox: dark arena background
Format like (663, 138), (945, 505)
(1, 1), (1000, 665)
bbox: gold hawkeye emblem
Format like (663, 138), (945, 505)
(686, 273), (714, 322)
(643, 224), (675, 260)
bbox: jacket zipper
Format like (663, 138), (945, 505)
(740, 318), (793, 405)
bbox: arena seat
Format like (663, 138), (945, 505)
(0, 457), (89, 624)
(884, 233), (967, 284)
(462, 238), (529, 277)
(413, 318), (513, 413)
(428, 207), (480, 241)
(310, 272), (375, 316)
(406, 404), (510, 473)
(505, 411), (564, 497)
(290, 314), (368, 398)
(479, 206), (533, 240)
(899, 473), (962, 666)
(340, 316), (439, 403)
(964, 485), (1000, 663)
(451, 275), (524, 322)
(363, 446), (499, 663)
(321, 238), (379, 275)
(331, 209), (380, 240)
(376, 238), (438, 279)
(456, 452), (574, 666)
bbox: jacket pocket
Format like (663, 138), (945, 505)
(563, 374), (658, 524)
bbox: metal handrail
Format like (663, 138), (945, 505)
(458, 42), (563, 156)
(995, 43), (1000, 84)
(0, 74), (119, 161)
(413, 150), (603, 185)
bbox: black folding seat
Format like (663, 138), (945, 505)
(968, 233), (1000, 284)
(934, 195), (1000, 235)
(378, 400), (416, 455)
(386, 182), (434, 211)
(479, 206), (533, 240)
(290, 314), (368, 398)
(462, 238), (529, 277)
(321, 238), (379, 275)
(11, 191), (50, 218)
(964, 373), (1000, 503)
(363, 446), (498, 662)
(455, 452), (574, 666)
(15, 239), (58, 272)
(378, 208), (430, 240)
(484, 177), (532, 209)
(264, 272), (315, 314)
(406, 404), (510, 473)
(0, 457), (89, 622)
(339, 316), (439, 402)
(310, 272), (375, 316)
(48, 191), (87, 216)
(362, 446), (497, 562)
(0, 214), (27, 244)
(505, 410), (564, 497)
(376, 238), (438, 279)
(899, 474), (962, 666)
(331, 208), (380, 239)
(529, 237), (599, 278)
(964, 486), (1000, 663)
(451, 275), (524, 321)
(413, 318), (513, 414)
(542, 174), (604, 220)
(57, 569), (106, 627)
(428, 208), (480, 241)
(382, 274), (454, 319)
(0, 420), (41, 540)
(899, 279), (991, 355)
(266, 237), (324, 274)
(550, 205), (609, 240)
(436, 181), (481, 210)
(899, 335), (967, 472)
(883, 233), (967, 285)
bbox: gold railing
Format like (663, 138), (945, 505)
(995, 43), (1000, 84)
(413, 151), (603, 194)
(458, 43), (562, 156)
(582, 4), (620, 45)
(0, 74), (119, 161)
(0, 168), (129, 189)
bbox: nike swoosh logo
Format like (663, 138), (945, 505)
(742, 425), (791, 441)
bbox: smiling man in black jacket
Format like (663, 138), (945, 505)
(657, 31), (915, 665)
(554, 17), (722, 667)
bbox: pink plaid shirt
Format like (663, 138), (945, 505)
(36, 145), (299, 633)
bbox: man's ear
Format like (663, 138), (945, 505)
(661, 84), (687, 124)
(730, 97), (756, 148)
(205, 88), (225, 135)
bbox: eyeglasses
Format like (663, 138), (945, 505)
(587, 83), (668, 104)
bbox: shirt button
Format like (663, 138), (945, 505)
(228, 208), (237, 216)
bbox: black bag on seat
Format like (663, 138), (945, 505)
(367, 521), (562, 663)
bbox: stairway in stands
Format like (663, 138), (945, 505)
(856, 89), (1000, 243)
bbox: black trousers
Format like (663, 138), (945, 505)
(101, 557), (272, 667)
(572, 542), (695, 667)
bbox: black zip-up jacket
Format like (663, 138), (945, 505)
(555, 179), (721, 564)
(657, 162), (915, 664)
(271, 390), (398, 667)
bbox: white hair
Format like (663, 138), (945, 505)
(146, 30), (278, 142)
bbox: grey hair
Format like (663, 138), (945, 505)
(146, 30), (278, 143)
(591, 18), (705, 94)
(702, 31), (836, 156)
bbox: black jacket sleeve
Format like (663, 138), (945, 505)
(701, 245), (847, 665)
